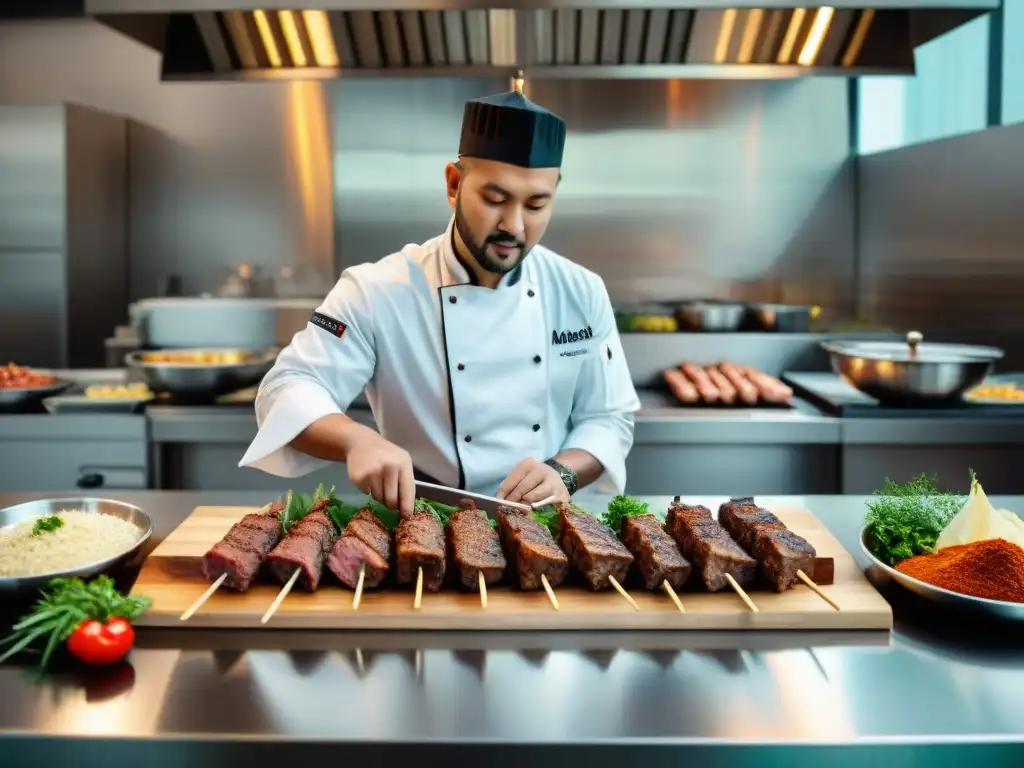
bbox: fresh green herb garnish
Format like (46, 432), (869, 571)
(280, 483), (337, 533)
(415, 498), (461, 525)
(530, 504), (560, 538)
(0, 575), (151, 670)
(31, 515), (64, 536)
(601, 494), (649, 536)
(864, 473), (966, 566)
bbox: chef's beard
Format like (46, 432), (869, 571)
(454, 197), (528, 276)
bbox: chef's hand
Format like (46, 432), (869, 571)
(345, 432), (415, 517)
(497, 458), (570, 506)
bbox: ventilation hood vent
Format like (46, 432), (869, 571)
(88, 1), (998, 80)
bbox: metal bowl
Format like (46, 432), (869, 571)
(0, 497), (154, 597)
(125, 347), (277, 398)
(859, 525), (1024, 620)
(745, 303), (819, 333)
(0, 379), (72, 408)
(821, 330), (1003, 405)
(675, 300), (746, 332)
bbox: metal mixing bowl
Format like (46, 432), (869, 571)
(0, 497), (154, 597)
(822, 331), (1003, 405)
(675, 301), (746, 332)
(125, 347), (277, 398)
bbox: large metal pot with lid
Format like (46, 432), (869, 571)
(821, 331), (1004, 404)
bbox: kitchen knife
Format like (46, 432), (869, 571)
(414, 480), (532, 517)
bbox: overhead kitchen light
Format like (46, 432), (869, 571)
(278, 11), (308, 67)
(302, 10), (340, 67)
(252, 10), (283, 68)
(90, 2), (997, 81)
(798, 6), (835, 65)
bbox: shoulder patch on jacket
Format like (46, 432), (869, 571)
(310, 311), (347, 338)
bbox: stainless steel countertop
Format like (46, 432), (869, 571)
(1, 491), (1024, 763)
(3, 386), (1024, 447)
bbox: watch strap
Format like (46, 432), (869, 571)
(544, 458), (579, 495)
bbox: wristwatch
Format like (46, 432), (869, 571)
(544, 458), (579, 496)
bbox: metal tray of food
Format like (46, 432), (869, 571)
(42, 394), (153, 414)
(859, 525), (1024, 620)
(42, 382), (155, 414)
(964, 373), (1024, 405)
(0, 379), (72, 407)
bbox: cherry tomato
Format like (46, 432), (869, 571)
(66, 617), (136, 666)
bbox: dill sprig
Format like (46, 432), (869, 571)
(864, 473), (965, 566)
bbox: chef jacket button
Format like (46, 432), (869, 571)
(532, 423), (540, 432)
(449, 295), (457, 304)
(527, 289), (535, 297)
(464, 435), (472, 443)
(533, 355), (541, 364)
(457, 363), (465, 371)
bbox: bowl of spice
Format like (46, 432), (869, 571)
(859, 471), (1024, 620)
(860, 532), (1024, 620)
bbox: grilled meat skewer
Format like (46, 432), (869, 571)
(666, 498), (756, 592)
(201, 500), (285, 592)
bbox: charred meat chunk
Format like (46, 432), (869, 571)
(718, 499), (785, 552)
(395, 507), (446, 592)
(265, 500), (339, 592)
(717, 500), (815, 591)
(558, 503), (634, 590)
(621, 513), (692, 591)
(665, 498), (756, 592)
(447, 502), (507, 590)
(328, 508), (391, 589)
(497, 506), (570, 590)
(201, 501), (285, 592)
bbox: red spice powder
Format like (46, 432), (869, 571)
(896, 538), (1024, 603)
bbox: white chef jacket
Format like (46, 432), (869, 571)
(239, 215), (640, 496)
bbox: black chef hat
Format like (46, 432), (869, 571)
(458, 90), (566, 169)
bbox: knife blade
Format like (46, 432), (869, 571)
(414, 480), (531, 517)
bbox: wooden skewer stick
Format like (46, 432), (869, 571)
(477, 570), (489, 610)
(725, 573), (758, 613)
(608, 575), (640, 611)
(352, 563), (366, 611)
(531, 494), (561, 509)
(261, 568), (301, 624)
(413, 566), (424, 610)
(662, 580), (685, 613)
(797, 569), (840, 611)
(540, 573), (560, 611)
(180, 573), (226, 621)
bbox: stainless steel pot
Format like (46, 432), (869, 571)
(125, 348), (278, 399)
(675, 300), (746, 332)
(821, 331), (1004, 404)
(130, 297), (320, 349)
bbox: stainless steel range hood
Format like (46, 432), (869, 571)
(89, 1), (998, 80)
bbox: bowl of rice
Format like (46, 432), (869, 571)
(0, 498), (153, 596)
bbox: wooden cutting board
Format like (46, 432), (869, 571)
(130, 505), (893, 630)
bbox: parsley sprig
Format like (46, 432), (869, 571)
(601, 494), (649, 536)
(32, 515), (64, 536)
(0, 576), (151, 670)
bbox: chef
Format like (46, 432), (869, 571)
(239, 85), (640, 517)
